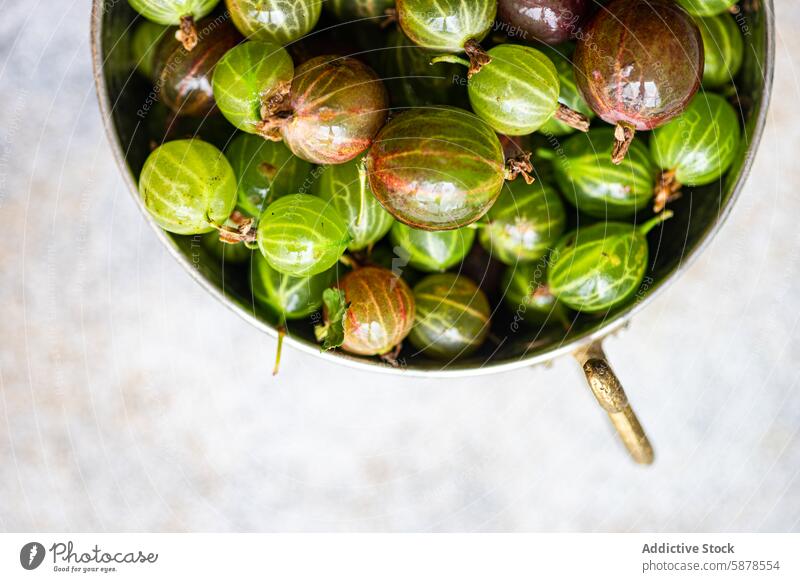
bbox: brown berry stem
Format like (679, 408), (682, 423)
(176, 15), (198, 51)
(504, 152), (535, 185)
(463, 39), (491, 78)
(256, 82), (294, 140)
(553, 103), (590, 132)
(653, 169), (683, 213)
(213, 211), (257, 245)
(611, 122), (636, 165)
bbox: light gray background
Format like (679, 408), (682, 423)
(0, 0), (798, 532)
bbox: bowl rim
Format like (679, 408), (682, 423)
(90, 1), (776, 378)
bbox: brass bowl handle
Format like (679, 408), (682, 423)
(573, 341), (654, 465)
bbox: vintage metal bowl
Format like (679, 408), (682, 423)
(91, 1), (775, 463)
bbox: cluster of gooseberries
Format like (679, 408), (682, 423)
(129, 0), (747, 371)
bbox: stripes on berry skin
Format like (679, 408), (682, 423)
(650, 93), (741, 186)
(409, 274), (490, 359)
(338, 267), (415, 356)
(281, 56), (388, 165)
(397, 0), (496, 52)
(547, 224), (649, 313)
(251, 252), (335, 319)
(366, 107), (506, 230)
(468, 44), (560, 136)
(313, 156), (395, 251)
(225, 0), (323, 44)
(129, 0), (219, 25)
(257, 194), (350, 277)
(698, 13), (743, 88)
(390, 222), (475, 272)
(551, 128), (656, 219)
(212, 41), (294, 133)
(139, 139), (237, 235)
(479, 181), (566, 265)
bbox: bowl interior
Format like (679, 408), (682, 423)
(93, 1), (774, 375)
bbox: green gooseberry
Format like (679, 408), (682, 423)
(225, 134), (312, 218)
(501, 261), (565, 326)
(409, 274), (491, 360)
(131, 20), (168, 80)
(396, 0), (496, 75)
(139, 139), (237, 235)
(538, 46), (595, 137)
(128, 0), (219, 49)
(312, 156), (395, 252)
(698, 14), (744, 88)
(438, 44), (589, 136)
(548, 213), (672, 313)
(256, 194), (350, 277)
(650, 93), (741, 207)
(327, 0), (395, 22)
(251, 252), (336, 373)
(212, 41), (294, 134)
(479, 180), (566, 266)
(678, 0), (738, 17)
(389, 222), (475, 273)
(225, 0), (322, 45)
(540, 128), (656, 219)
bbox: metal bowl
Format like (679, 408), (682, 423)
(91, 1), (775, 463)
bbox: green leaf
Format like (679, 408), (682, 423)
(314, 288), (349, 351)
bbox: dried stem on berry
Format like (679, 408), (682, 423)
(653, 169), (682, 213)
(505, 152), (535, 185)
(611, 122), (636, 165)
(553, 103), (591, 132)
(175, 15), (198, 51)
(464, 39), (491, 78)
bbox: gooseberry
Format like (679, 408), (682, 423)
(389, 222), (475, 273)
(316, 266), (415, 357)
(212, 40), (294, 134)
(366, 107), (531, 231)
(697, 13), (744, 88)
(496, 0), (591, 45)
(128, 0), (220, 50)
(538, 46), (595, 137)
(251, 252), (336, 374)
(478, 180), (566, 265)
(501, 261), (565, 326)
(152, 18), (241, 117)
(202, 228), (253, 263)
(408, 274), (490, 360)
(539, 127), (656, 219)
(225, 134), (312, 217)
(396, 0), (496, 76)
(138, 139), (237, 234)
(573, 0), (703, 164)
(312, 156), (395, 252)
(131, 20), (168, 80)
(649, 93), (741, 212)
(256, 194), (350, 277)
(262, 55), (389, 165)
(225, 0), (322, 45)
(547, 212), (672, 313)
(678, 0), (739, 17)
(436, 44), (590, 136)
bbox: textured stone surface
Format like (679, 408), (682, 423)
(0, 1), (798, 532)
